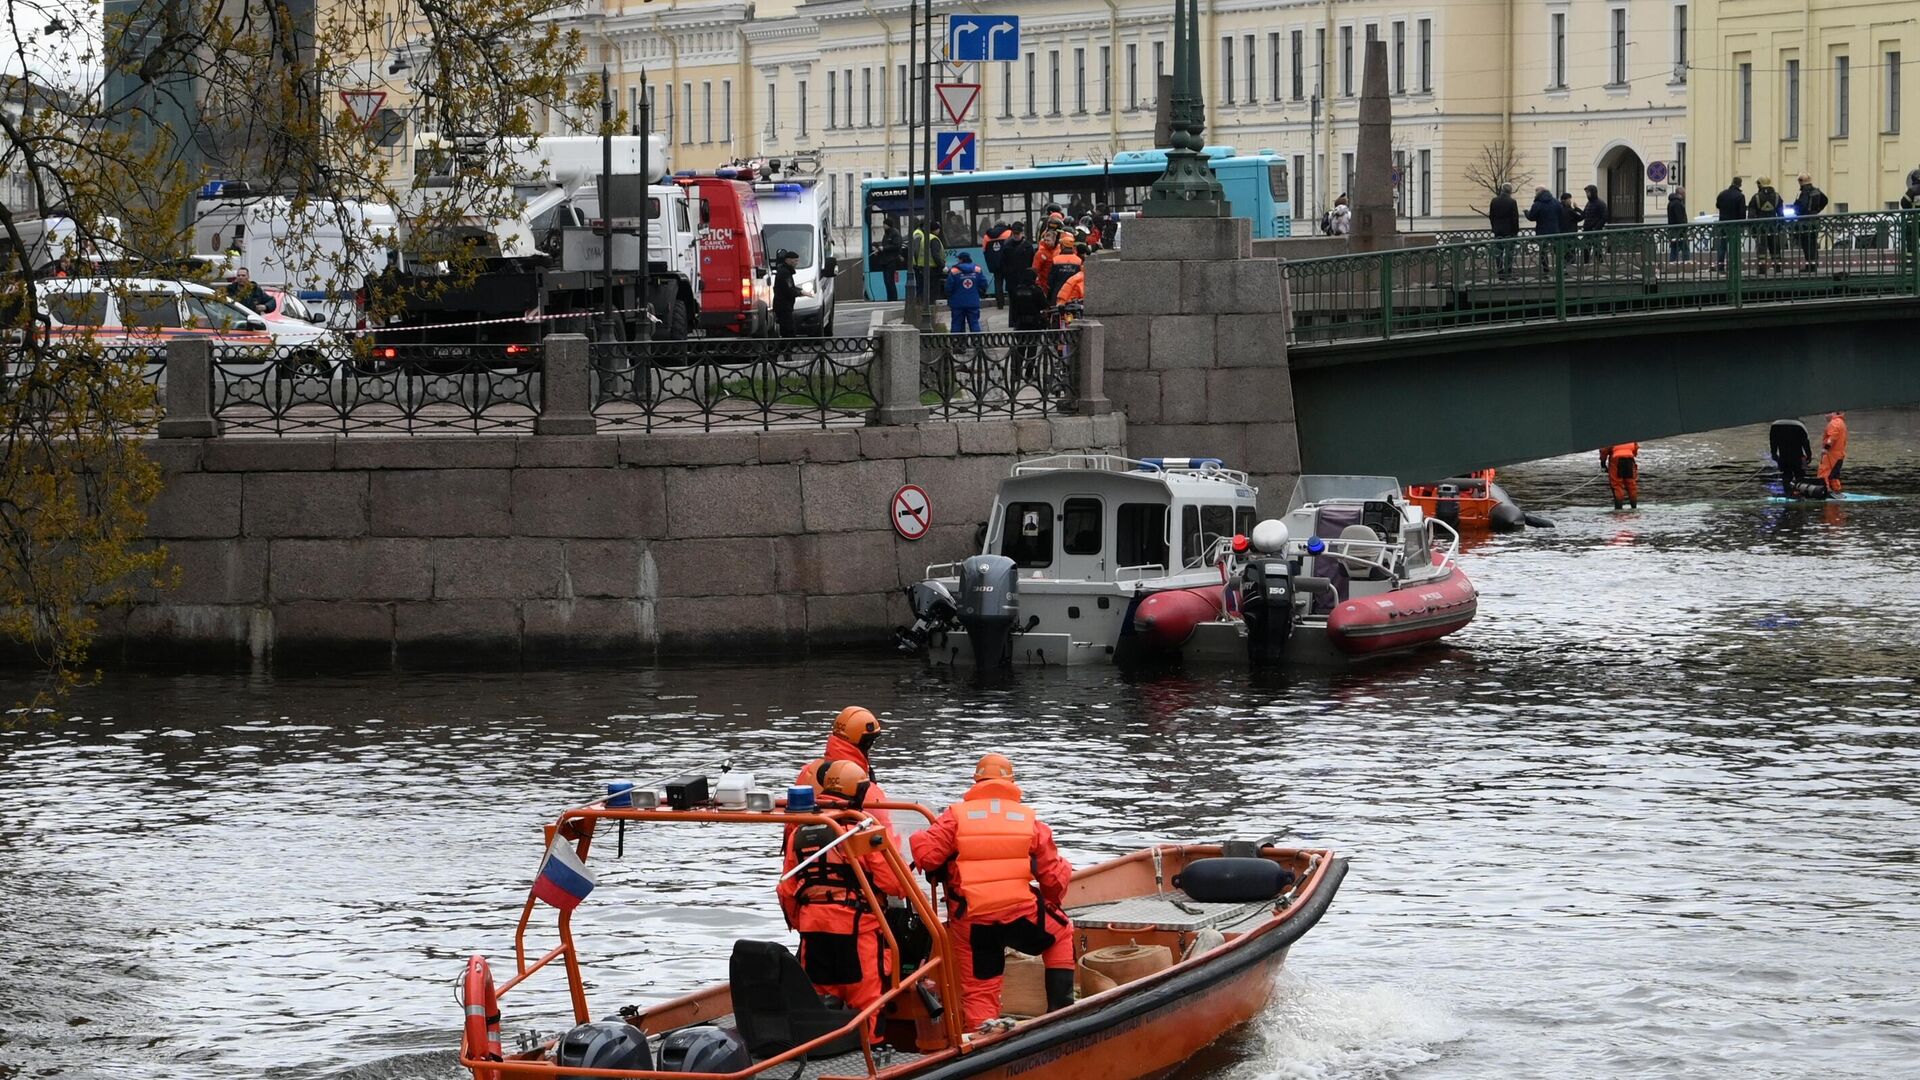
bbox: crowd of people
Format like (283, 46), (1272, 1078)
(868, 205), (1108, 333)
(778, 707), (1078, 1036)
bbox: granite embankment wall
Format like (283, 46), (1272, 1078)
(104, 416), (1125, 665)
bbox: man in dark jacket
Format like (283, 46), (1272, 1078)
(1792, 174), (1829, 271)
(982, 222), (1012, 307)
(772, 249), (803, 337)
(1558, 192), (1579, 234)
(1579, 184), (1610, 263)
(1748, 176), (1785, 274)
(1488, 184), (1520, 278)
(1666, 188), (1689, 262)
(1525, 186), (1560, 272)
(1714, 177), (1746, 270)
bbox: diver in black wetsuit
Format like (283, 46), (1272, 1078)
(1769, 419), (1816, 495)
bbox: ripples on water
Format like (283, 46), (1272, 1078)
(2, 416), (1919, 1080)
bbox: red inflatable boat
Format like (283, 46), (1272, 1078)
(1324, 556), (1478, 655)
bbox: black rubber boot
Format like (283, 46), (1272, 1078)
(1044, 968), (1075, 1012)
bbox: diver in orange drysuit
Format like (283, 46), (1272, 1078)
(1600, 442), (1640, 509)
(778, 760), (907, 1035)
(910, 754), (1075, 1031)
(797, 706), (894, 833)
(1819, 411), (1849, 494)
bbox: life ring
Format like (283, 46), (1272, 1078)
(461, 954), (503, 1080)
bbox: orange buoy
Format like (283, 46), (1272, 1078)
(461, 954), (503, 1080)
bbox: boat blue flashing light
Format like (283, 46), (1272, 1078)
(787, 785), (816, 812)
(606, 781), (634, 808)
(1307, 536), (1326, 555)
(1138, 457), (1226, 472)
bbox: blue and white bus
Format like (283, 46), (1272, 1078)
(858, 146), (1290, 298)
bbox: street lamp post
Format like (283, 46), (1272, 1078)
(600, 65), (619, 342)
(1142, 0), (1225, 217)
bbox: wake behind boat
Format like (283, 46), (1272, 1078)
(457, 788), (1346, 1080)
(895, 456), (1477, 669)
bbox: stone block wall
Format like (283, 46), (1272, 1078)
(103, 416), (1125, 665)
(1086, 217), (1301, 512)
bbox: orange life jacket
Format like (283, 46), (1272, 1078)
(1055, 272), (1085, 304)
(1609, 442), (1638, 460)
(951, 778), (1037, 920)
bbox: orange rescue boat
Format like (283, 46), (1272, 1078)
(1406, 469), (1546, 533)
(458, 790), (1347, 1080)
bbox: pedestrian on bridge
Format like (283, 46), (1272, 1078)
(1666, 188), (1689, 262)
(1792, 175), (1829, 272)
(1747, 178), (1786, 275)
(1714, 178), (1747, 271)
(1580, 185), (1610, 264)
(1526, 185), (1561, 272)
(1488, 184), (1520, 278)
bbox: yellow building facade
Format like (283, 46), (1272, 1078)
(1692, 0), (1916, 211)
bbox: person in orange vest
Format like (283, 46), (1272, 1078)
(1819, 411), (1849, 494)
(1030, 231), (1059, 301)
(1600, 442), (1640, 509)
(778, 760), (907, 1035)
(1054, 264), (1085, 307)
(1045, 236), (1083, 302)
(909, 753), (1075, 1031)
(796, 706), (893, 832)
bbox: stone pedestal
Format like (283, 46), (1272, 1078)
(869, 324), (929, 425)
(158, 338), (222, 439)
(536, 334), (597, 435)
(1085, 219), (1300, 511)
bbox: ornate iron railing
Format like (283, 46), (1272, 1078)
(590, 336), (876, 431)
(212, 341), (543, 434)
(0, 340), (165, 409)
(920, 330), (1077, 419)
(1285, 210), (1920, 347)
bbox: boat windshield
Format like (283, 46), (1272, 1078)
(1285, 475), (1401, 513)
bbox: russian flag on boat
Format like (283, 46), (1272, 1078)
(532, 838), (596, 911)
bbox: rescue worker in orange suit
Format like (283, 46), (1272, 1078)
(1600, 442), (1640, 510)
(778, 760), (907, 1035)
(1820, 411), (1849, 494)
(909, 754), (1075, 1031)
(1054, 265), (1085, 307)
(797, 706), (894, 833)
(1031, 230), (1059, 301)
(1045, 236), (1084, 305)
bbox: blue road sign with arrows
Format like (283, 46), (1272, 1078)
(948, 16), (1019, 62)
(936, 131), (977, 172)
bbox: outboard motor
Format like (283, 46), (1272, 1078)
(1433, 483), (1462, 532)
(894, 579), (959, 651)
(1239, 520), (1295, 666)
(557, 1021), (651, 1079)
(657, 1025), (752, 1073)
(957, 554), (1019, 670)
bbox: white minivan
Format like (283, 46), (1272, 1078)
(754, 177), (841, 335)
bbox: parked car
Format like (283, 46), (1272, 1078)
(31, 277), (342, 378)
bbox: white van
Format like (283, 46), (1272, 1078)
(31, 278), (341, 378)
(194, 189), (399, 327)
(753, 178), (841, 334)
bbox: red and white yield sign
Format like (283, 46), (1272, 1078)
(891, 484), (933, 540)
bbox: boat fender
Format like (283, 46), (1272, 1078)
(461, 955), (504, 1080)
(1521, 512), (1556, 528)
(557, 1020), (653, 1078)
(1173, 857), (1297, 903)
(1487, 501), (1526, 533)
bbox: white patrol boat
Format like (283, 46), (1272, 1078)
(895, 458), (1478, 668)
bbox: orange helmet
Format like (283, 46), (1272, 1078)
(973, 753), (1015, 781)
(833, 706), (882, 750)
(816, 759), (873, 806)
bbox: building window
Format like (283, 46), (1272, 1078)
(1550, 12), (1566, 89)
(1673, 4), (1689, 83)
(1244, 34), (1256, 103)
(1074, 47), (1087, 113)
(1552, 145), (1567, 197)
(1049, 50), (1061, 115)
(1154, 41), (1166, 104)
(1100, 45), (1111, 113)
(1836, 54), (1851, 137)
(764, 82), (776, 140)
(702, 81), (712, 143)
(1222, 37), (1234, 104)
(1418, 18), (1431, 92)
(1270, 33), (1282, 101)
(1292, 31), (1304, 100)
(1394, 148), (1408, 216)
(1786, 59), (1800, 140)
(797, 79), (808, 137)
(1341, 152), (1355, 198)
(1001, 59), (1013, 118)
(862, 68), (871, 127)
(842, 69), (853, 129)
(899, 63), (908, 125)
(1315, 28), (1326, 97)
(1127, 42), (1139, 109)
(1887, 51), (1902, 134)
(827, 70), (837, 128)
(1737, 62), (1751, 142)
(1340, 25), (1354, 96)
(1419, 147), (1431, 216)
(1609, 8), (1628, 86)
(1392, 21), (1405, 93)
(723, 79), (732, 143)
(1674, 140), (1686, 186)
(1025, 52), (1037, 116)
(682, 82), (693, 144)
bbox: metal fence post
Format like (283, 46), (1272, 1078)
(1728, 223), (1745, 308)
(1378, 254), (1394, 339)
(156, 337), (221, 438)
(870, 324), (928, 426)
(1553, 237), (1567, 322)
(536, 333), (596, 435)
(1072, 319), (1112, 415)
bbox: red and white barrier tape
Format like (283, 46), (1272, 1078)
(340, 305), (655, 337)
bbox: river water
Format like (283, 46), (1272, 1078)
(4, 414), (1919, 1080)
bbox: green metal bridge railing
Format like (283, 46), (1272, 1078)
(1284, 210), (1920, 347)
